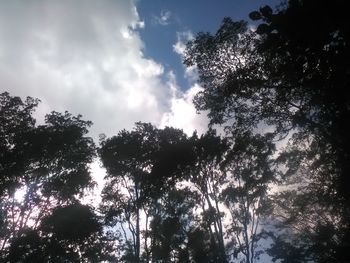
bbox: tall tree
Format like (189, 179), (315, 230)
(221, 131), (275, 263)
(100, 123), (276, 262)
(99, 123), (194, 262)
(187, 130), (230, 262)
(147, 187), (199, 262)
(184, 130), (275, 262)
(0, 92), (38, 199)
(184, 1), (350, 261)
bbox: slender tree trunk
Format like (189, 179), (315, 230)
(244, 202), (250, 263)
(145, 212), (150, 263)
(204, 193), (227, 262)
(213, 187), (225, 251)
(135, 184), (140, 263)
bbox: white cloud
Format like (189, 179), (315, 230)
(153, 10), (172, 26)
(172, 31), (198, 82)
(173, 31), (193, 56)
(160, 72), (208, 135)
(0, 0), (171, 139)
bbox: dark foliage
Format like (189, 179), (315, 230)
(184, 0), (350, 262)
(7, 203), (106, 262)
(0, 92), (112, 261)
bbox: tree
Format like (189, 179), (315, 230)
(267, 140), (349, 263)
(221, 131), (275, 263)
(147, 187), (199, 262)
(184, 0), (350, 202)
(0, 92), (38, 198)
(184, 0), (350, 261)
(0, 92), (99, 260)
(100, 123), (276, 262)
(186, 130), (230, 262)
(267, 189), (344, 263)
(184, 130), (275, 263)
(99, 123), (195, 262)
(100, 123), (157, 262)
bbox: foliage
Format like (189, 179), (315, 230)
(148, 187), (199, 262)
(186, 129), (229, 262)
(0, 92), (39, 197)
(99, 123), (196, 262)
(100, 123), (276, 262)
(221, 131), (275, 263)
(7, 203), (111, 262)
(184, 0), (350, 262)
(0, 92), (106, 261)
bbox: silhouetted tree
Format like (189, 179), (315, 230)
(268, 140), (349, 262)
(186, 226), (224, 263)
(183, 130), (275, 262)
(267, 189), (343, 263)
(0, 92), (38, 199)
(99, 123), (195, 262)
(147, 187), (199, 262)
(186, 130), (229, 262)
(184, 0), (350, 261)
(221, 131), (275, 263)
(0, 92), (101, 260)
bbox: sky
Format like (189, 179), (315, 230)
(0, 0), (280, 140)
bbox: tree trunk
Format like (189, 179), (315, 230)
(135, 184), (140, 263)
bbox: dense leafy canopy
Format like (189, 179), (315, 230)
(184, 0), (350, 262)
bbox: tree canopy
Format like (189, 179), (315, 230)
(184, 0), (350, 261)
(0, 92), (110, 262)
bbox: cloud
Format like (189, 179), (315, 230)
(0, 0), (209, 139)
(153, 10), (172, 26)
(160, 72), (208, 135)
(0, 0), (214, 207)
(173, 31), (193, 56)
(0, 0), (173, 139)
(173, 31), (198, 82)
(0, 0), (210, 197)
